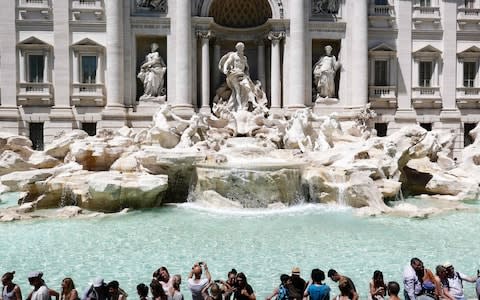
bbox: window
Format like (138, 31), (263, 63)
(465, 0), (475, 8)
(420, 123), (432, 131)
(29, 123), (44, 150)
(375, 123), (388, 137)
(82, 122), (97, 136)
(375, 0), (389, 4)
(81, 55), (97, 84)
(374, 60), (388, 86)
(419, 61), (433, 87)
(464, 61), (477, 87)
(464, 123), (477, 146)
(419, 0), (431, 7)
(28, 55), (44, 83)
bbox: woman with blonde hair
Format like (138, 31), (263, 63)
(61, 278), (78, 300)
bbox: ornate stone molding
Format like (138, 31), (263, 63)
(268, 31), (285, 44)
(135, 0), (167, 13)
(311, 0), (340, 15)
(196, 30), (213, 40)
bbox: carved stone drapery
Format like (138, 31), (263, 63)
(311, 0), (340, 15)
(136, 0), (167, 13)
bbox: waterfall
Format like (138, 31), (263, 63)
(394, 185), (405, 202)
(60, 185), (78, 207)
(330, 168), (348, 206)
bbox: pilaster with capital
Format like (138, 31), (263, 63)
(197, 30), (213, 113)
(173, 0), (194, 114)
(268, 31), (285, 110)
(287, 0), (306, 109)
(349, 0), (368, 107)
(105, 0), (124, 108)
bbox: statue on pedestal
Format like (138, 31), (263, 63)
(137, 43), (167, 102)
(313, 45), (341, 99)
(217, 42), (267, 112)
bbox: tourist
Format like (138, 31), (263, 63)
(403, 258), (424, 300)
(136, 284), (148, 300)
(201, 282), (222, 300)
(288, 267), (306, 300)
(234, 273), (255, 300)
(150, 279), (167, 300)
(444, 262), (478, 300)
(107, 281), (127, 300)
(222, 269), (238, 300)
(187, 262), (211, 300)
(153, 267), (172, 293)
(82, 278), (109, 300)
(60, 278), (78, 300)
(327, 269), (357, 300)
(476, 269), (480, 300)
(369, 270), (386, 300)
(416, 264), (440, 299)
(386, 281), (400, 300)
(334, 278), (355, 300)
(435, 265), (454, 300)
(265, 274), (290, 300)
(2, 271), (22, 300)
(304, 269), (330, 300)
(167, 275), (183, 300)
(28, 272), (50, 300)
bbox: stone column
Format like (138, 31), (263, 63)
(213, 42), (221, 91)
(100, 0), (126, 130)
(198, 30), (212, 114)
(395, 0), (416, 121)
(257, 40), (266, 88)
(173, 0), (193, 115)
(0, 0), (19, 132)
(47, 0), (73, 144)
(269, 31), (285, 111)
(287, 0), (306, 109)
(350, 0), (368, 107)
(105, 0), (124, 108)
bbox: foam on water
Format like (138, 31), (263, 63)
(175, 202), (352, 218)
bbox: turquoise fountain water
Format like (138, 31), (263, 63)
(1, 197), (479, 299)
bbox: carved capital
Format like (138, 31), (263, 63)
(268, 31), (285, 44)
(196, 30), (213, 40)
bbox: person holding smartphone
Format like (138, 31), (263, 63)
(188, 262), (211, 300)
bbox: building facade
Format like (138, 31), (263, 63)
(0, 0), (479, 157)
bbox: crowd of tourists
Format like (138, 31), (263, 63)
(2, 259), (480, 300)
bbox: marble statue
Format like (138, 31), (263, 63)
(137, 43), (167, 101)
(218, 42), (262, 112)
(313, 45), (341, 99)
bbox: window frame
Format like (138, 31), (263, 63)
(463, 61), (477, 88)
(374, 60), (389, 86)
(26, 53), (45, 83)
(419, 60), (434, 87)
(80, 54), (98, 84)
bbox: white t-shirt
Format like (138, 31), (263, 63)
(31, 286), (50, 300)
(447, 272), (468, 298)
(187, 278), (209, 300)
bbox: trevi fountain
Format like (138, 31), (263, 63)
(1, 42), (479, 299)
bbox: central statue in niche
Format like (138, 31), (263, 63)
(217, 42), (267, 112)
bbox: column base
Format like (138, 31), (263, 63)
(0, 107), (20, 134)
(172, 104), (195, 118)
(394, 109), (417, 122)
(268, 106), (284, 117)
(99, 106), (127, 130)
(440, 109), (461, 121)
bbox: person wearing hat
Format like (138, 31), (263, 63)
(81, 278), (109, 300)
(443, 262), (478, 300)
(2, 271), (22, 300)
(287, 267), (306, 300)
(28, 272), (49, 300)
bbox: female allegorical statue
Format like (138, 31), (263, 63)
(137, 42), (167, 100)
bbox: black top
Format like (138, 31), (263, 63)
(233, 284), (254, 300)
